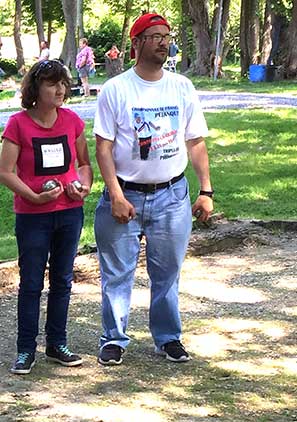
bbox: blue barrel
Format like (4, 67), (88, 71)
(249, 64), (266, 82)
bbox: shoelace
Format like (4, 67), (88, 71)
(16, 352), (30, 364)
(58, 345), (73, 357)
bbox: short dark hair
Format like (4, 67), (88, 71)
(21, 60), (72, 109)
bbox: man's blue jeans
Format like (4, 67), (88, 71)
(15, 207), (83, 353)
(94, 177), (192, 350)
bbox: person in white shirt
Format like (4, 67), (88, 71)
(93, 13), (213, 366)
(39, 41), (50, 61)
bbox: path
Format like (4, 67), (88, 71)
(1, 223), (297, 422)
(1, 89), (297, 128)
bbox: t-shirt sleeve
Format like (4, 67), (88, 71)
(184, 80), (208, 141)
(66, 109), (85, 139)
(1, 114), (21, 145)
(93, 82), (117, 141)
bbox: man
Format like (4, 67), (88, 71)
(93, 13), (213, 366)
(38, 41), (50, 61)
(167, 38), (179, 72)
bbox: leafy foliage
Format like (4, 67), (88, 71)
(22, 0), (64, 32)
(0, 58), (18, 75)
(85, 18), (122, 63)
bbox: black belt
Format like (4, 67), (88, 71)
(117, 172), (184, 193)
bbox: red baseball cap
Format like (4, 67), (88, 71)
(129, 13), (170, 59)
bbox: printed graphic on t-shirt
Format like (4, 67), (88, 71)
(132, 106), (179, 161)
(32, 135), (71, 175)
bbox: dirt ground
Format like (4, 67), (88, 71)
(0, 220), (297, 422)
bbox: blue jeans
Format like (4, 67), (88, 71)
(15, 207), (83, 353)
(94, 177), (192, 350)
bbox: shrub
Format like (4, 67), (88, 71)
(85, 18), (122, 63)
(0, 58), (18, 76)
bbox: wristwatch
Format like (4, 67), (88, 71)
(199, 190), (214, 198)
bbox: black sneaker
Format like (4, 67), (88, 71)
(45, 345), (83, 367)
(98, 344), (124, 366)
(10, 352), (35, 374)
(156, 340), (190, 362)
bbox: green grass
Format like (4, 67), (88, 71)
(190, 65), (297, 94)
(187, 108), (297, 220)
(191, 75), (297, 94)
(1, 109), (297, 261)
(0, 89), (15, 101)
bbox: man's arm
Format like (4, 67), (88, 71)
(187, 137), (213, 221)
(96, 135), (136, 224)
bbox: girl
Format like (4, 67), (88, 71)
(0, 60), (93, 374)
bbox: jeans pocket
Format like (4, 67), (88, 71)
(171, 178), (189, 201)
(102, 187), (111, 202)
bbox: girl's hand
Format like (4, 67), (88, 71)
(65, 181), (90, 201)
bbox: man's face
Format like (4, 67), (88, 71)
(137, 25), (170, 66)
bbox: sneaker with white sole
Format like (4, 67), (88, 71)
(46, 345), (83, 367)
(155, 340), (190, 362)
(10, 352), (35, 374)
(98, 344), (124, 366)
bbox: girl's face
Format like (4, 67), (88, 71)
(37, 79), (66, 108)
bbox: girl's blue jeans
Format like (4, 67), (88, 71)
(15, 207), (83, 353)
(94, 177), (192, 350)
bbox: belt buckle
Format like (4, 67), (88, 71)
(145, 183), (157, 193)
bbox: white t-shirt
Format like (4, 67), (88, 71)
(39, 48), (50, 61)
(93, 67), (208, 183)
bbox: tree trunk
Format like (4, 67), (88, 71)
(77, 0), (84, 40)
(240, 0), (249, 76)
(14, 0), (25, 72)
(240, 0), (260, 75)
(60, 0), (77, 69)
(47, 18), (52, 46)
(188, 0), (211, 75)
(35, 0), (45, 45)
(180, 0), (190, 73)
(248, 0), (260, 64)
(260, 0), (272, 65)
(120, 0), (133, 63)
(210, 0), (231, 77)
(286, 0), (297, 78)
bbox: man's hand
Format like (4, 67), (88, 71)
(192, 195), (213, 222)
(111, 196), (136, 224)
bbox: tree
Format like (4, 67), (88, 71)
(260, 0), (273, 64)
(14, 0), (25, 72)
(240, 0), (260, 76)
(120, 0), (134, 62)
(35, 0), (45, 46)
(187, 0), (211, 75)
(22, 0), (64, 45)
(286, 0), (297, 77)
(60, 0), (78, 68)
(210, 0), (231, 77)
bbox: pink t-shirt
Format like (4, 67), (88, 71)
(75, 46), (94, 69)
(2, 108), (85, 214)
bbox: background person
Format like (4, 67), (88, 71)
(38, 40), (50, 61)
(75, 38), (95, 97)
(93, 13), (213, 366)
(0, 59), (93, 375)
(105, 44), (121, 61)
(167, 39), (179, 72)
(105, 44), (123, 77)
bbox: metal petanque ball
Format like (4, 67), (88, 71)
(71, 180), (83, 192)
(42, 180), (59, 192)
